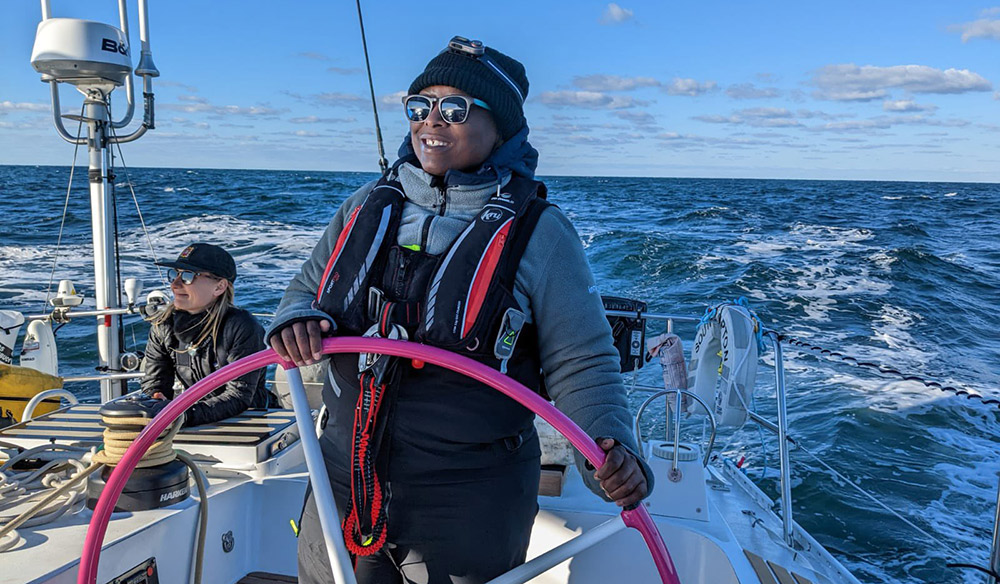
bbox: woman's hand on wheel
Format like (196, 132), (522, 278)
(594, 438), (648, 508)
(269, 319), (332, 366)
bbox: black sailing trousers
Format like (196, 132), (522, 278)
(297, 427), (541, 584)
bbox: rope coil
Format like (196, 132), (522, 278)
(93, 413), (183, 468)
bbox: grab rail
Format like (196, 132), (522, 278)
(633, 388), (717, 468)
(22, 389), (79, 421)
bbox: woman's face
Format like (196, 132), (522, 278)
(170, 271), (227, 313)
(410, 85), (499, 177)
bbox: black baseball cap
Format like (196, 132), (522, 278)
(155, 243), (237, 281)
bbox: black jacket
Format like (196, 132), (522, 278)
(141, 306), (269, 426)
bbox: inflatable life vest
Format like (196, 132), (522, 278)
(687, 301), (762, 427)
(313, 173), (550, 556)
(315, 173), (549, 368)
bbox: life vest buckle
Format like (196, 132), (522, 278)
(367, 287), (385, 323)
(358, 322), (407, 385)
(494, 308), (526, 375)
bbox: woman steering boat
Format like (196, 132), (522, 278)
(268, 36), (653, 583)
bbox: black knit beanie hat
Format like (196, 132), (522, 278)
(408, 39), (529, 141)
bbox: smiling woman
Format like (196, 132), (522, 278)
(266, 35), (654, 584)
(405, 88), (500, 175)
(141, 243), (273, 427)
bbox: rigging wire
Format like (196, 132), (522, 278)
(41, 104), (86, 314)
(106, 108), (167, 287)
(355, 0), (388, 175)
(793, 438), (962, 557)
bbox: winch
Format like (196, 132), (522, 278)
(87, 397), (189, 512)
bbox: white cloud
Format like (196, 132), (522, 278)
(949, 17), (1000, 42)
(156, 81), (199, 92)
(0, 120), (43, 129)
(0, 101), (50, 112)
(289, 115), (356, 124)
(808, 114), (969, 133)
(600, 3), (634, 25)
(178, 95), (208, 104)
(328, 67), (361, 75)
(537, 91), (648, 109)
(572, 75), (659, 91)
(664, 78), (718, 96)
(297, 52), (332, 61)
(282, 91), (367, 108)
(811, 64), (992, 101)
(809, 119), (894, 133)
(882, 100), (938, 113)
(380, 90), (407, 105)
(726, 83), (780, 100)
(693, 107), (802, 128)
(655, 132), (772, 149)
(312, 92), (367, 107)
(613, 110), (657, 126)
(160, 103), (285, 117)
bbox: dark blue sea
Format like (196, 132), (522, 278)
(1, 165), (998, 583)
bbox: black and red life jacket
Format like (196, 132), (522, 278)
(314, 173), (550, 376)
(314, 173), (551, 556)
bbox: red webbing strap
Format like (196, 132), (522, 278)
(342, 300), (397, 557)
(342, 373), (389, 556)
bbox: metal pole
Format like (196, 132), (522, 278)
(768, 331), (794, 547)
(283, 367), (356, 584)
(63, 372), (143, 383)
(988, 475), (1000, 584)
(85, 95), (123, 402)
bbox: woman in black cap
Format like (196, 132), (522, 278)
(141, 243), (270, 426)
(269, 37), (651, 583)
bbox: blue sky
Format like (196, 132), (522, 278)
(2, 1), (999, 181)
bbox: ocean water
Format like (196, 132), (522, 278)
(1, 164), (999, 583)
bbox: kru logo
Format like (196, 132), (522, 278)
(101, 38), (129, 56)
(480, 209), (504, 223)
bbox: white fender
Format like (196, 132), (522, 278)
(687, 304), (759, 427)
(20, 319), (59, 377)
(0, 310), (25, 365)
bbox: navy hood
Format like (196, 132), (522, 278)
(392, 125), (539, 187)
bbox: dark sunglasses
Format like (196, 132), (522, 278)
(167, 268), (219, 285)
(402, 94), (491, 125)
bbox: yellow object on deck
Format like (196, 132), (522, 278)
(0, 362), (64, 423)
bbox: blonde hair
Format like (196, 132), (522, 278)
(153, 280), (235, 353)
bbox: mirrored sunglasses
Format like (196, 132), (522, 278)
(167, 268), (218, 285)
(402, 94), (491, 125)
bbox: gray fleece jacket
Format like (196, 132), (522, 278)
(267, 162), (653, 499)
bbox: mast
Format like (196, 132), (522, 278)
(32, 0), (158, 401)
(84, 92), (125, 401)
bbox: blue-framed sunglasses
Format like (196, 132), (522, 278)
(167, 268), (219, 285)
(402, 94), (491, 125)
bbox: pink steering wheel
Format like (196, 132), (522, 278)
(79, 337), (680, 583)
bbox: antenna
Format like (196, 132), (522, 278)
(355, 0), (388, 175)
